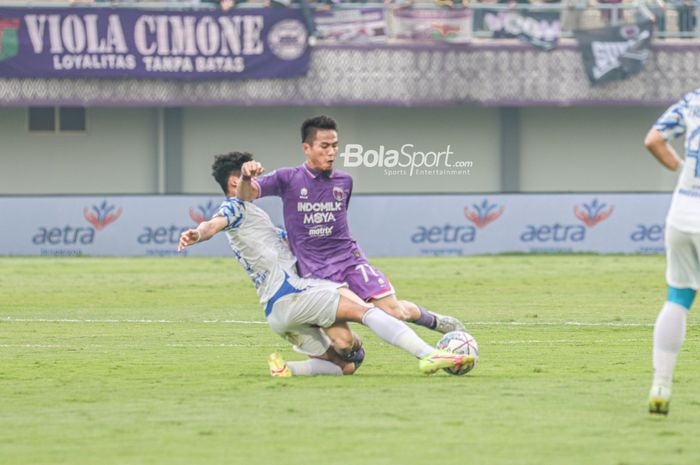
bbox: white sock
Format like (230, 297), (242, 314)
(652, 301), (688, 387)
(361, 307), (434, 358)
(288, 358), (342, 376)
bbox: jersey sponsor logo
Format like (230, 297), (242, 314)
(308, 225), (334, 237)
(464, 199), (505, 229)
(303, 212), (336, 224)
(296, 201), (343, 212)
(83, 200), (123, 230)
(574, 198), (613, 227)
(188, 200), (218, 224)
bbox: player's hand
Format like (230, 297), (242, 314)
(241, 161), (265, 178)
(178, 228), (201, 252)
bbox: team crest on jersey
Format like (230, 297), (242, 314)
(299, 187), (308, 199)
(333, 186), (345, 202)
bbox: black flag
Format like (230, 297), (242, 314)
(575, 21), (653, 85)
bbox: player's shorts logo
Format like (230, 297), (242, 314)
(574, 198), (614, 228)
(464, 198), (505, 229)
(83, 201), (123, 230)
(0, 18), (20, 62)
(189, 200), (219, 224)
(333, 186), (345, 202)
(267, 19), (307, 61)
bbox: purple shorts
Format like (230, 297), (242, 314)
(324, 261), (395, 301)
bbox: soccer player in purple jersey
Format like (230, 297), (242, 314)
(178, 151), (472, 377)
(237, 115), (464, 334)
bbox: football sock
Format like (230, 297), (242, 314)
(414, 306), (438, 329)
(362, 307), (434, 358)
(652, 301), (688, 386)
(288, 358), (342, 376)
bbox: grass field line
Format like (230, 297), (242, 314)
(0, 317), (665, 327)
(1, 337), (685, 350)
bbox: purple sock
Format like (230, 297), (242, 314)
(414, 307), (437, 329)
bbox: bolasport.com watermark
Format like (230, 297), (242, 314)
(339, 143), (473, 177)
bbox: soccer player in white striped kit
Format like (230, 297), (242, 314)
(178, 152), (471, 377)
(645, 89), (700, 415)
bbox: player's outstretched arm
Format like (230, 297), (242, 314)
(237, 161), (264, 201)
(177, 216), (228, 252)
(645, 128), (684, 171)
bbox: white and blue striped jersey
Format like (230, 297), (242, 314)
(215, 198), (309, 306)
(655, 88), (700, 232)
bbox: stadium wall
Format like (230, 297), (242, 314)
(0, 107), (159, 194)
(0, 105), (680, 195)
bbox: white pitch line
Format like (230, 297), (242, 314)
(0, 317), (266, 325)
(6, 337), (700, 350)
(467, 321), (654, 328)
(5, 317), (694, 328)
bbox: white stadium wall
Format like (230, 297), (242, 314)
(181, 106), (501, 194)
(519, 107), (680, 192)
(0, 105), (680, 195)
(0, 107), (158, 195)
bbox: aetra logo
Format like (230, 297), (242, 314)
(339, 143), (471, 176)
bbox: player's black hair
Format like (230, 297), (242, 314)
(211, 151), (253, 194)
(301, 115), (337, 144)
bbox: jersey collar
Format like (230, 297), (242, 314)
(303, 163), (334, 179)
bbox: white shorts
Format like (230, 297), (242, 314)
(666, 224), (700, 289)
(266, 281), (342, 357)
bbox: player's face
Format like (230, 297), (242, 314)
(303, 129), (338, 172)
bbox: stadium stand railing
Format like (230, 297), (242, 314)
(0, 0), (698, 39)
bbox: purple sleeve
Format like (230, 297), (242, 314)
(346, 177), (353, 208)
(255, 169), (289, 198)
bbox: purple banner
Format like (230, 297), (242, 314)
(0, 7), (310, 79)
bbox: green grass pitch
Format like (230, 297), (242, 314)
(1, 255), (699, 465)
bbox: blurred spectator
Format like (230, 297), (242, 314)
(670, 0), (696, 34)
(498, 0), (530, 9)
(635, 0), (666, 32)
(597, 0), (623, 25)
(472, 0), (499, 32)
(198, 0), (233, 9)
(561, 0), (587, 32)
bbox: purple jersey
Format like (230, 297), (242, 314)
(254, 164), (365, 278)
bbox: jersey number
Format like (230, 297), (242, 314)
(355, 264), (379, 283)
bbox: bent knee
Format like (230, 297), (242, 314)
(378, 304), (411, 321)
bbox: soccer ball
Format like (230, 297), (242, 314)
(436, 330), (479, 376)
